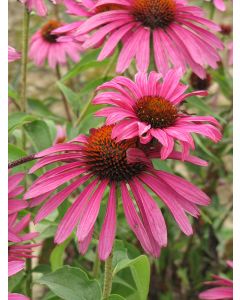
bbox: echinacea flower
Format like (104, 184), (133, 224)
(199, 260), (233, 300)
(93, 70), (222, 160)
(24, 125), (210, 260)
(19, 0), (62, 17)
(63, 0), (223, 78)
(8, 213), (39, 300)
(29, 20), (83, 69)
(8, 46), (21, 63)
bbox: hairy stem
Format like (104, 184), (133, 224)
(8, 154), (36, 169)
(20, 7), (30, 113)
(92, 252), (101, 278)
(102, 253), (113, 299)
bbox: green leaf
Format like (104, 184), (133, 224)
(194, 135), (221, 164)
(37, 266), (102, 300)
(109, 295), (126, 300)
(210, 68), (232, 98)
(77, 77), (113, 97)
(113, 255), (150, 300)
(28, 98), (63, 121)
(50, 235), (73, 272)
(8, 85), (19, 101)
(186, 96), (226, 125)
(8, 112), (38, 133)
(8, 143), (26, 161)
(56, 81), (80, 113)
(61, 49), (111, 82)
(24, 120), (53, 151)
(8, 144), (34, 172)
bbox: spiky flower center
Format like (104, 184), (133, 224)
(84, 126), (147, 182)
(135, 96), (178, 128)
(132, 0), (176, 29)
(41, 20), (62, 43)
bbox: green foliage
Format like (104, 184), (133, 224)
(37, 266), (102, 300)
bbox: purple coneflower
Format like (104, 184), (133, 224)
(59, 0), (223, 78)
(93, 70), (222, 160)
(29, 20), (83, 68)
(25, 125), (210, 260)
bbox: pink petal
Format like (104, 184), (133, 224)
(98, 183), (116, 260)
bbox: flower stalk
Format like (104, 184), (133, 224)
(20, 7), (30, 113)
(93, 252), (101, 278)
(8, 154), (36, 169)
(102, 253), (113, 299)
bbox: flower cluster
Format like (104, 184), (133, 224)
(9, 0), (232, 299)
(16, 0), (224, 260)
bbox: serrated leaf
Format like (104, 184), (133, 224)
(37, 266), (102, 300)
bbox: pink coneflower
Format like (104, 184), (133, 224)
(8, 46), (21, 63)
(63, 0), (223, 78)
(24, 125), (210, 260)
(199, 260), (233, 300)
(8, 214), (39, 300)
(93, 70), (222, 160)
(19, 0), (62, 16)
(29, 20), (82, 69)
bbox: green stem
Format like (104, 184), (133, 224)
(25, 253), (32, 298)
(92, 252), (101, 278)
(209, 3), (215, 19)
(20, 7), (30, 113)
(102, 253), (113, 299)
(56, 65), (73, 122)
